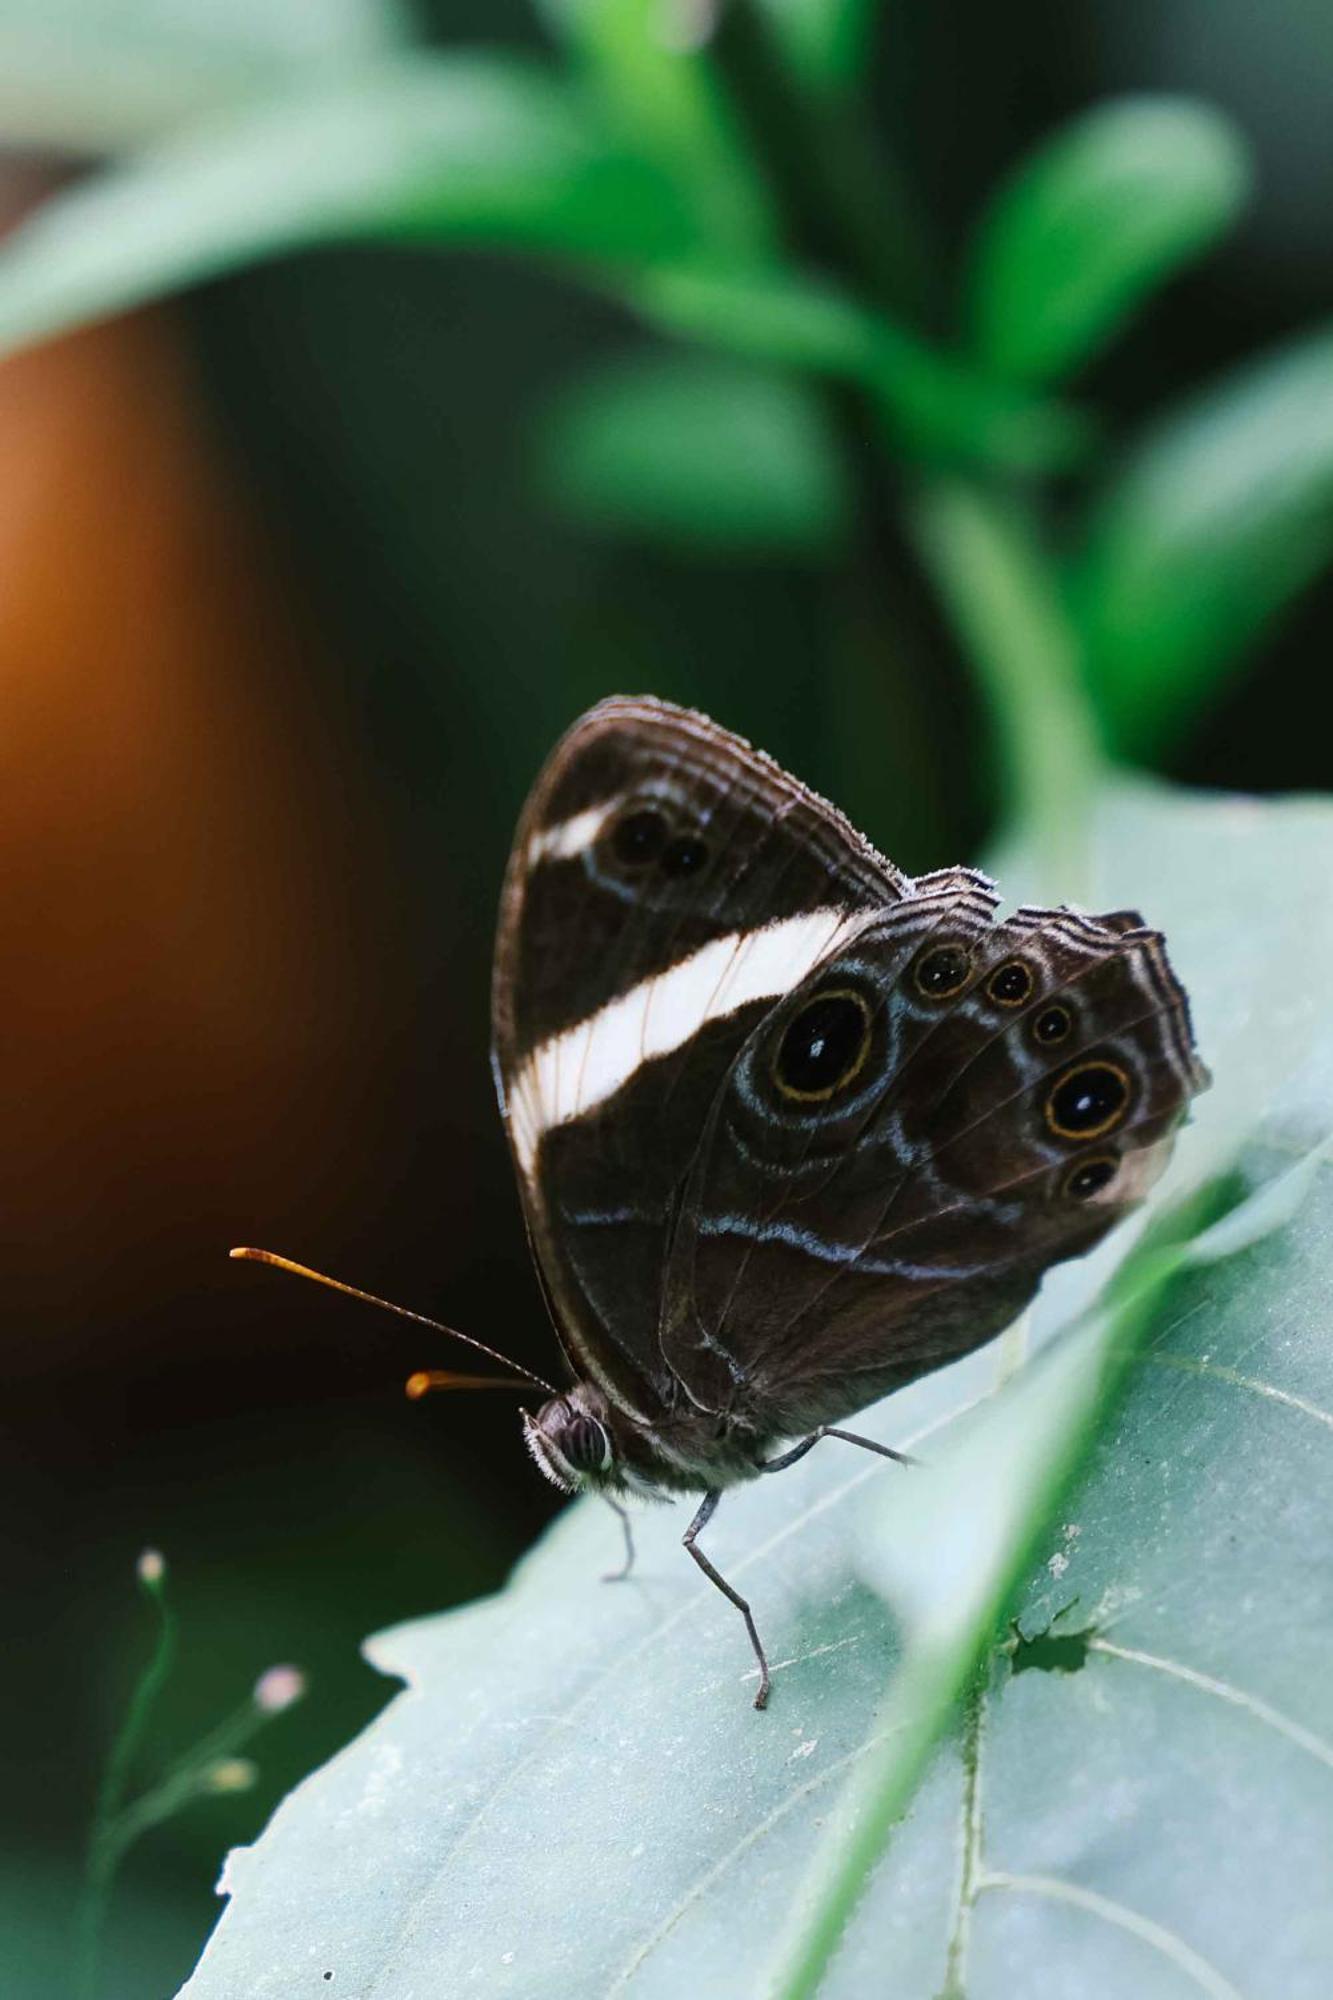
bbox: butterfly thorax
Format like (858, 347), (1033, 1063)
(523, 1380), (766, 1499)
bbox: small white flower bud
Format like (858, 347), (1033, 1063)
(206, 1758), (258, 1793)
(253, 1665), (307, 1714)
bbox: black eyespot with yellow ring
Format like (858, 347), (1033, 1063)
(773, 988), (873, 1102)
(1032, 1002), (1072, 1046)
(987, 958), (1033, 1007)
(913, 943), (973, 1001)
(1062, 1154), (1119, 1201)
(1045, 1060), (1132, 1142)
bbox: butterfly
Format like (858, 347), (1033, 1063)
(238, 696), (1207, 1709)
(484, 697), (1208, 1702)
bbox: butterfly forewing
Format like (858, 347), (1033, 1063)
(491, 698), (906, 1415)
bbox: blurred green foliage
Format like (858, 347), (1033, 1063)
(0, 0), (1331, 834)
(963, 97), (1252, 384)
(1075, 322), (1333, 753)
(535, 350), (851, 550)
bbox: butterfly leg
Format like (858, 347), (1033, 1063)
(761, 1426), (916, 1473)
(759, 1432), (823, 1474)
(682, 1490), (771, 1710)
(823, 1426), (916, 1467)
(602, 1496), (636, 1583)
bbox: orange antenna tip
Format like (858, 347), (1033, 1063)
(227, 1244), (557, 1396)
(230, 1247), (308, 1272)
(405, 1368), (532, 1398)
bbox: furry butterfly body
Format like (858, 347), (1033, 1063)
(492, 697), (1207, 1701)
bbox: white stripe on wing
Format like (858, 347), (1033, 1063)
(508, 906), (853, 1174)
(525, 799), (623, 865)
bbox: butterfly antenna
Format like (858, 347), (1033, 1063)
(229, 1247), (557, 1396)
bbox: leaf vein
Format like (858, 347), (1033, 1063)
(976, 1871), (1250, 2000)
(1089, 1638), (1333, 1769)
(1142, 1353), (1333, 1430)
(602, 1722), (907, 1996)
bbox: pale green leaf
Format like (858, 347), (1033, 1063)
(535, 351), (849, 552)
(0, 0), (409, 148)
(1072, 323), (1333, 756)
(177, 783), (1333, 2000)
(967, 97), (1252, 384)
(0, 55), (702, 362)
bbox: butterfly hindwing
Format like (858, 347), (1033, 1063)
(658, 895), (1206, 1432)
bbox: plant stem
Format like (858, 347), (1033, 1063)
(74, 1573), (176, 2000)
(706, 1), (1097, 877)
(710, 0), (935, 320)
(908, 477), (1103, 898)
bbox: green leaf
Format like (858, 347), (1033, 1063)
(176, 783), (1333, 2000)
(1071, 323), (1333, 756)
(534, 350), (849, 552)
(750, 0), (880, 93)
(0, 0), (409, 148)
(628, 264), (1092, 473)
(966, 97), (1252, 384)
(534, 0), (777, 258)
(0, 55), (703, 361)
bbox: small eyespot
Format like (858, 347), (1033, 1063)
(914, 943), (973, 1000)
(611, 808), (668, 865)
(987, 959), (1033, 1007)
(1046, 1061), (1132, 1141)
(1063, 1154), (1118, 1201)
(774, 988), (872, 1101)
(1033, 1003), (1072, 1045)
(660, 834), (709, 877)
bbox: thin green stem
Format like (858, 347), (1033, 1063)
(97, 1739), (252, 1864)
(689, 8), (1099, 885)
(74, 1572), (176, 2000)
(159, 1693), (266, 1782)
(908, 477), (1104, 898)
(710, 0), (935, 320)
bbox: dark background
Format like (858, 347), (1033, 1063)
(2, 0), (1330, 1990)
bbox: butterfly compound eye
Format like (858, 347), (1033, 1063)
(1046, 1061), (1132, 1141)
(560, 1411), (611, 1474)
(773, 989), (872, 1101)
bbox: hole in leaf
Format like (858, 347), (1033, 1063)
(1005, 1608), (1096, 1676)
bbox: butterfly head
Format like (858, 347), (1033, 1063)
(523, 1382), (617, 1493)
